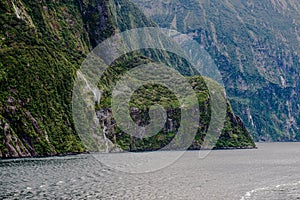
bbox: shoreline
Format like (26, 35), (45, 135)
(0, 145), (258, 160)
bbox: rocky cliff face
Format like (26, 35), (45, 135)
(96, 75), (255, 151)
(0, 0), (254, 158)
(132, 0), (300, 141)
(0, 0), (91, 157)
(97, 106), (255, 151)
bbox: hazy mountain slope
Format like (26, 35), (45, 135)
(132, 0), (300, 141)
(0, 0), (254, 158)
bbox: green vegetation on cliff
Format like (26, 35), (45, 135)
(0, 0), (255, 158)
(132, 0), (300, 141)
(0, 0), (90, 157)
(96, 55), (255, 151)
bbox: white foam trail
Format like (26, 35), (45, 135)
(240, 181), (300, 200)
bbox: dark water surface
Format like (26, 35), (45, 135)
(1, 143), (300, 199)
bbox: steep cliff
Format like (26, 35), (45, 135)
(0, 0), (255, 158)
(0, 0), (90, 157)
(132, 0), (300, 141)
(97, 73), (255, 151)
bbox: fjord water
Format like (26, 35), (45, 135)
(1, 143), (300, 200)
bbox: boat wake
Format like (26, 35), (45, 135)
(241, 181), (300, 200)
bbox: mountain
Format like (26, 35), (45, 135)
(0, 0), (90, 157)
(0, 0), (254, 158)
(132, 0), (300, 141)
(94, 62), (255, 151)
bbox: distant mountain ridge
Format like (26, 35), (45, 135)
(132, 0), (300, 141)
